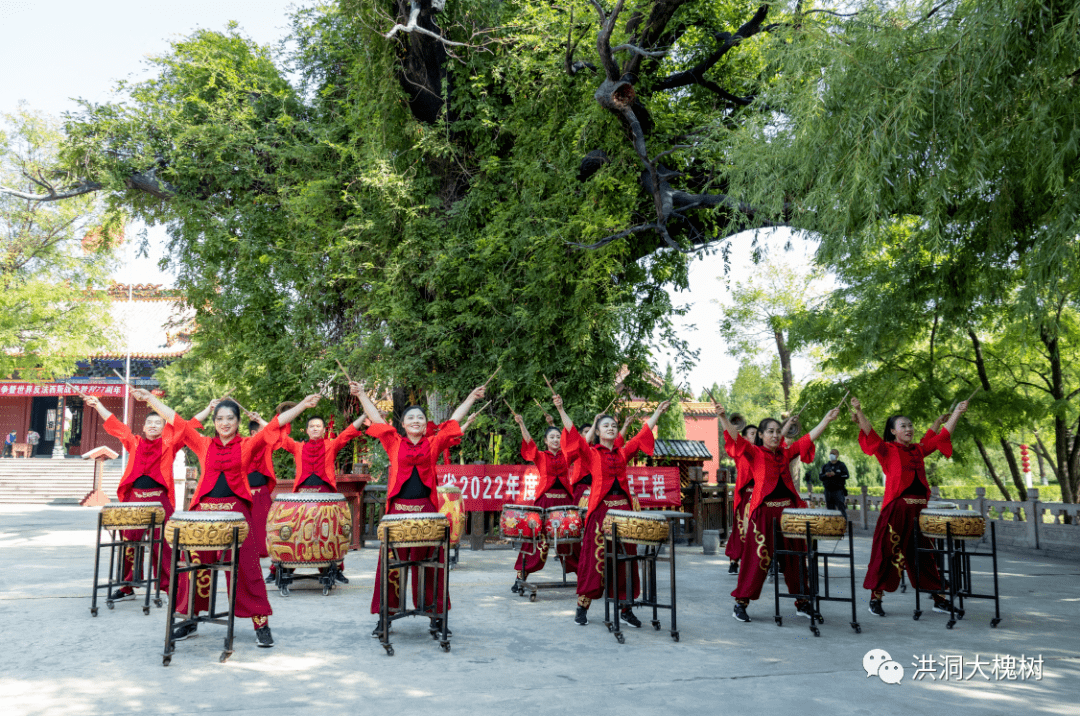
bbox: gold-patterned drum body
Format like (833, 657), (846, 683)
(927, 501), (958, 510)
(602, 509), (669, 546)
(378, 513), (448, 548)
(780, 508), (847, 540)
(436, 486), (466, 547)
(919, 508), (985, 541)
(267, 493), (351, 567)
(101, 502), (167, 529)
(164, 511), (249, 550)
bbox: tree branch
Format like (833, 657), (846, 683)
(0, 181), (103, 202)
(383, 0), (469, 48)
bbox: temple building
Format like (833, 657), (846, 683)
(0, 284), (192, 458)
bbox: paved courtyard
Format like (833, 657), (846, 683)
(1, 505), (1077, 716)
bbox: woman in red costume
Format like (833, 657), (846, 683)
(142, 391), (316, 648)
(569, 400), (670, 627)
(851, 397), (968, 617)
(722, 420), (758, 575)
(716, 401), (840, 623)
(86, 393), (185, 599)
(349, 380), (486, 636)
(507, 394), (580, 591)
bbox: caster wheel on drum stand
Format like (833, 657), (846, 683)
(946, 620), (956, 630)
(671, 632), (680, 642)
(219, 651), (232, 663)
(162, 655), (171, 666)
(322, 586), (331, 596)
(913, 610), (922, 621)
(90, 608), (98, 617)
(811, 626), (820, 637)
(154, 598), (163, 608)
(651, 621), (661, 631)
(106, 601), (115, 610)
(529, 593), (536, 602)
(440, 641), (451, 652)
(990, 618), (1001, 628)
(604, 621), (613, 632)
(280, 586), (290, 597)
(774, 616), (783, 627)
(143, 606), (150, 615)
(383, 645), (394, 656)
(852, 623), (862, 634)
(816, 614), (824, 624)
(615, 633), (625, 644)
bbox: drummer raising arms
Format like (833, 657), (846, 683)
(568, 399), (670, 627)
(507, 393), (581, 591)
(850, 397), (968, 617)
(715, 400), (840, 623)
(349, 380), (486, 637)
(139, 390), (316, 648)
(722, 417), (758, 575)
(85, 392), (186, 602)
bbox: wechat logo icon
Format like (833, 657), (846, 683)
(864, 649), (904, 685)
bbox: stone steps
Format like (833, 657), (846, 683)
(0, 459), (123, 504)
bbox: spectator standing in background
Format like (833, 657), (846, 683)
(3, 431), (15, 457)
(819, 448), (850, 521)
(26, 430), (40, 456)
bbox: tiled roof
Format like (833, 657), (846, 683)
(653, 439), (713, 460)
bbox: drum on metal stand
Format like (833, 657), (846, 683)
(161, 511), (249, 665)
(266, 492), (350, 596)
(90, 503), (167, 617)
(914, 507), (1000, 628)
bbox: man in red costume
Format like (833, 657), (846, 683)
(87, 394), (186, 601)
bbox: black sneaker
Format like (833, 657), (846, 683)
(620, 608), (642, 628)
(171, 622), (198, 641)
(732, 603), (751, 622)
(511, 581), (520, 594)
(795, 600), (814, 619)
(255, 624), (274, 648)
(108, 588), (135, 602)
(932, 597), (953, 614)
(868, 599), (886, 617)
(371, 620), (386, 638)
(334, 572), (349, 584)
(265, 571), (276, 584)
(574, 606), (589, 625)
(429, 618), (452, 636)
(727, 560), (739, 574)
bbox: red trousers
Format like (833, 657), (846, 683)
(173, 497), (272, 620)
(864, 496), (945, 595)
(724, 484), (754, 561)
(370, 498), (450, 615)
(514, 489), (580, 577)
(121, 487), (174, 592)
(576, 494), (639, 603)
(731, 498), (807, 602)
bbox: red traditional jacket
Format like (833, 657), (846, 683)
(723, 431), (755, 511)
(180, 415), (278, 509)
(859, 427), (952, 508)
(192, 418), (282, 491)
(729, 433), (815, 516)
(278, 422), (362, 491)
(368, 420), (463, 502)
(568, 432), (623, 486)
(426, 420), (462, 465)
(568, 426), (654, 517)
(521, 430), (578, 500)
(103, 414), (185, 505)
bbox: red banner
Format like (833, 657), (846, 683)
(436, 465), (680, 511)
(0, 382), (127, 398)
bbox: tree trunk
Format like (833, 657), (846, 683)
(1040, 325), (1079, 504)
(998, 437), (1027, 502)
(972, 436), (1013, 501)
(775, 330), (792, 412)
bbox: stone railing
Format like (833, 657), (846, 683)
(801, 486), (1080, 560)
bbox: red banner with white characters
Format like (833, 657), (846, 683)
(436, 465), (680, 511)
(0, 382), (128, 398)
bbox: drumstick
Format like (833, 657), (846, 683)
(64, 382), (89, 398)
(965, 386), (982, 403)
(542, 374), (556, 395)
(502, 398), (518, 417)
(111, 369), (133, 386)
(473, 400), (492, 416)
(835, 390), (850, 412)
(483, 364), (502, 388)
(334, 359), (354, 384)
(601, 395), (618, 416)
(705, 386), (718, 404)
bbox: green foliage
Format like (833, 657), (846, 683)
(656, 363), (687, 440)
(0, 106), (118, 378)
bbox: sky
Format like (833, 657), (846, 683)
(0, 0), (822, 396)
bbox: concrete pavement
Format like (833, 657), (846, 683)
(1, 505), (1077, 716)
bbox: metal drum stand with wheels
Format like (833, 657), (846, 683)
(375, 513), (452, 656)
(272, 562), (343, 597)
(603, 510), (689, 644)
(90, 504), (166, 617)
(912, 514), (1001, 629)
(512, 505), (582, 601)
(161, 512), (247, 665)
(771, 517), (861, 637)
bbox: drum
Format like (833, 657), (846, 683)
(100, 502), (167, 530)
(266, 493), (351, 567)
(543, 506), (583, 543)
(163, 511), (249, 550)
(602, 509), (669, 545)
(927, 501), (958, 510)
(378, 512), (448, 548)
(780, 508), (847, 540)
(577, 487), (591, 511)
(919, 508), (986, 540)
(436, 485), (466, 547)
(499, 504), (544, 540)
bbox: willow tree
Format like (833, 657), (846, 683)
(2, 1), (792, 450)
(717, 0), (1080, 501)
